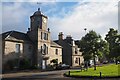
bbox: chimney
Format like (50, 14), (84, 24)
(58, 32), (63, 40)
(66, 35), (72, 39)
(28, 28), (31, 31)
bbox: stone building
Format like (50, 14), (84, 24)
(54, 32), (84, 66)
(2, 8), (84, 72)
(2, 8), (62, 71)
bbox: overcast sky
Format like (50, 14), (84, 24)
(1, 0), (119, 40)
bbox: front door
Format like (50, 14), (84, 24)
(42, 60), (46, 69)
(79, 58), (80, 65)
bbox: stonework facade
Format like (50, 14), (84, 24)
(2, 8), (84, 71)
(55, 33), (84, 66)
(2, 8), (62, 71)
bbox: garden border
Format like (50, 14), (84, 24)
(63, 73), (120, 79)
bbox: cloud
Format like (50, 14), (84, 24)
(2, 2), (57, 33)
(2, 2), (33, 33)
(2, 0), (56, 2)
(49, 2), (118, 40)
(2, 1), (119, 40)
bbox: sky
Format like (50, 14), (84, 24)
(1, 0), (120, 40)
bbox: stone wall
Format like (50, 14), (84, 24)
(49, 46), (62, 65)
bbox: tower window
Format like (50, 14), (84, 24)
(44, 33), (48, 40)
(46, 34), (48, 40)
(41, 46), (43, 53)
(44, 33), (46, 40)
(41, 32), (42, 39)
(47, 47), (48, 54)
(43, 44), (47, 55)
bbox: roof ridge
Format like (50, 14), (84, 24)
(6, 30), (14, 38)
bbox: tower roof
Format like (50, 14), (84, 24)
(31, 8), (48, 18)
(33, 8), (41, 16)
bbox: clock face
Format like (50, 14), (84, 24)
(43, 17), (47, 23)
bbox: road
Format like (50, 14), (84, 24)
(1, 69), (119, 80)
(2, 69), (78, 80)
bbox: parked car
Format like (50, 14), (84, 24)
(118, 61), (120, 64)
(103, 60), (108, 64)
(56, 64), (70, 70)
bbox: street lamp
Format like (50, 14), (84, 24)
(84, 28), (87, 33)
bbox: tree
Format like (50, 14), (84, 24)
(105, 28), (120, 64)
(50, 59), (58, 69)
(79, 30), (107, 70)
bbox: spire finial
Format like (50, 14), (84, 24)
(38, 8), (40, 11)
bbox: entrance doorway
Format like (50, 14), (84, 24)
(79, 58), (80, 65)
(42, 60), (46, 69)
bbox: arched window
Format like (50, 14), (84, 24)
(43, 44), (47, 54)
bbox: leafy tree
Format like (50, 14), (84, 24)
(50, 59), (58, 69)
(78, 30), (107, 70)
(105, 28), (120, 64)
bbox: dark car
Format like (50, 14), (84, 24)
(103, 60), (108, 64)
(56, 64), (70, 70)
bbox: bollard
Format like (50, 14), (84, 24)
(100, 72), (102, 78)
(68, 71), (70, 76)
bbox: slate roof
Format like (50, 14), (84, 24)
(1, 30), (32, 42)
(51, 41), (62, 48)
(54, 38), (74, 47)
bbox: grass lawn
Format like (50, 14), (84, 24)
(65, 64), (120, 77)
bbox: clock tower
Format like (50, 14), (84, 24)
(30, 8), (48, 31)
(27, 8), (50, 69)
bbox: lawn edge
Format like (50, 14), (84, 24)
(63, 73), (120, 79)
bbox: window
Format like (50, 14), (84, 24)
(75, 48), (77, 54)
(43, 33), (48, 40)
(75, 58), (78, 64)
(55, 49), (58, 55)
(46, 34), (48, 40)
(41, 46), (43, 53)
(37, 21), (39, 25)
(28, 45), (32, 51)
(44, 33), (46, 40)
(56, 59), (58, 64)
(16, 44), (20, 53)
(41, 32), (42, 39)
(47, 47), (48, 54)
(43, 44), (47, 54)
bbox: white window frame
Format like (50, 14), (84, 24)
(16, 44), (20, 53)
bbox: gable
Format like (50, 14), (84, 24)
(2, 31), (32, 43)
(5, 35), (24, 42)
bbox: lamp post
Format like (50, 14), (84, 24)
(93, 46), (96, 70)
(84, 28), (87, 33)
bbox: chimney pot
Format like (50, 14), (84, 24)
(58, 32), (63, 40)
